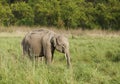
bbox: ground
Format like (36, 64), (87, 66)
(0, 27), (120, 84)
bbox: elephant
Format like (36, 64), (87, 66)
(21, 29), (71, 67)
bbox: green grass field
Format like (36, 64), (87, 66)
(0, 33), (120, 84)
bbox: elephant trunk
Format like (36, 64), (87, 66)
(65, 50), (71, 67)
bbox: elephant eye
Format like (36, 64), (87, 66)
(62, 44), (65, 48)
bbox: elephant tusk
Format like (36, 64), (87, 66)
(65, 53), (67, 60)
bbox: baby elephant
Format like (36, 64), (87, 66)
(21, 29), (71, 67)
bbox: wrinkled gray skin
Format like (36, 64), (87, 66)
(21, 29), (71, 67)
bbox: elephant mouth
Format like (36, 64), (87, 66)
(55, 46), (65, 53)
(62, 50), (64, 53)
(62, 47), (65, 53)
(56, 48), (64, 53)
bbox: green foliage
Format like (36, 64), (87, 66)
(0, 3), (13, 26)
(11, 2), (34, 26)
(60, 0), (80, 28)
(0, 0), (120, 29)
(78, 2), (98, 29)
(95, 0), (120, 30)
(0, 35), (120, 84)
(33, 0), (58, 26)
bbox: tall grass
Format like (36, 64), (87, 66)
(0, 35), (120, 84)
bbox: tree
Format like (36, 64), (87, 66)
(0, 3), (13, 26)
(11, 2), (34, 26)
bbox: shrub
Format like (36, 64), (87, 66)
(33, 0), (60, 27)
(106, 51), (120, 62)
(60, 1), (78, 28)
(11, 2), (34, 26)
(0, 3), (13, 26)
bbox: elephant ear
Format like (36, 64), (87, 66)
(51, 35), (63, 47)
(56, 35), (63, 45)
(51, 35), (61, 46)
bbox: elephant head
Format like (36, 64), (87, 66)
(52, 35), (71, 67)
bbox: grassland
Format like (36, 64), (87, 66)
(0, 28), (120, 84)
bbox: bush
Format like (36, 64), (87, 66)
(11, 2), (34, 26)
(60, 0), (80, 28)
(0, 0), (120, 29)
(0, 3), (13, 26)
(33, 0), (61, 27)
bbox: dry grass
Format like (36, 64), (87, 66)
(0, 26), (120, 38)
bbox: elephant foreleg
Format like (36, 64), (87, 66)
(45, 55), (52, 65)
(44, 44), (52, 65)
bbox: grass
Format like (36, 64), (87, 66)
(0, 30), (120, 84)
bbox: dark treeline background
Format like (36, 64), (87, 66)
(0, 0), (120, 30)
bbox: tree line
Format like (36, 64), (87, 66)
(0, 0), (120, 30)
